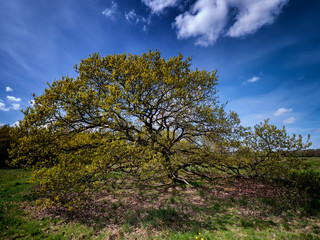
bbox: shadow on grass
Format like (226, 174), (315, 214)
(32, 178), (317, 235)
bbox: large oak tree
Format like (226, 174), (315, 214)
(10, 50), (310, 208)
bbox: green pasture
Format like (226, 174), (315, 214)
(303, 157), (320, 172)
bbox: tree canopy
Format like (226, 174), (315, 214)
(9, 50), (311, 208)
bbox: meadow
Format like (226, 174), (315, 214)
(304, 157), (320, 172)
(1, 157), (320, 240)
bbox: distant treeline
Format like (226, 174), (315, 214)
(297, 149), (320, 157)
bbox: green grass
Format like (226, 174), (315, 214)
(0, 169), (97, 240)
(1, 168), (320, 239)
(0, 169), (49, 239)
(303, 157), (320, 172)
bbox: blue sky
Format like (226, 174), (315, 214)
(1, 0), (320, 148)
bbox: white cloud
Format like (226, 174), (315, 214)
(283, 117), (296, 124)
(7, 96), (21, 102)
(0, 102), (9, 112)
(173, 0), (289, 46)
(102, 1), (118, 20)
(227, 0), (289, 37)
(11, 103), (21, 111)
(6, 86), (13, 92)
(174, 0), (228, 46)
(247, 76), (260, 83)
(142, 0), (179, 14)
(11, 121), (20, 127)
(274, 107), (293, 116)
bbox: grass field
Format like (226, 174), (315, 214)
(1, 160), (320, 239)
(303, 157), (320, 172)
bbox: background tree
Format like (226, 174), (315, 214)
(0, 125), (15, 168)
(297, 148), (320, 157)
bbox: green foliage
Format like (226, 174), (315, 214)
(290, 169), (320, 198)
(244, 119), (311, 179)
(9, 125), (59, 169)
(9, 50), (241, 206)
(213, 119), (311, 179)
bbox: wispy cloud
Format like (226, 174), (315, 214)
(285, 46), (320, 69)
(274, 107), (293, 116)
(313, 128), (320, 133)
(247, 76), (260, 83)
(5, 47), (32, 72)
(125, 10), (151, 31)
(102, 1), (119, 20)
(6, 86), (13, 92)
(7, 96), (21, 102)
(172, 0), (289, 46)
(142, 0), (180, 14)
(11, 103), (21, 111)
(0, 102), (9, 112)
(125, 10), (139, 24)
(283, 117), (296, 124)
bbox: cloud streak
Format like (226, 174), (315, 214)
(313, 128), (320, 133)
